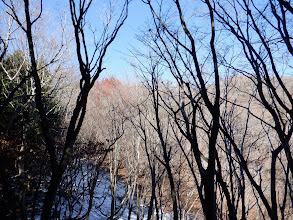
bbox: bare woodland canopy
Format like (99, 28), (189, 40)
(0, 0), (292, 219)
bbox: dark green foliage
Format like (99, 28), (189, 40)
(0, 50), (62, 218)
(0, 50), (61, 141)
(0, 50), (29, 134)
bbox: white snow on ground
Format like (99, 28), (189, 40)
(34, 169), (180, 219)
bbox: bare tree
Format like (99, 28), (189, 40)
(136, 0), (293, 219)
(135, 0), (232, 219)
(1, 0), (129, 218)
(212, 0), (293, 219)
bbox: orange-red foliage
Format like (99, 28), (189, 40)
(95, 77), (121, 94)
(94, 76), (122, 103)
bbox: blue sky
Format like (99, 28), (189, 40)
(1, 0), (239, 82)
(40, 0), (151, 82)
(101, 0), (151, 81)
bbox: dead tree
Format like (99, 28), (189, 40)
(1, 0), (129, 218)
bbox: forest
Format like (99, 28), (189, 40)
(0, 0), (293, 219)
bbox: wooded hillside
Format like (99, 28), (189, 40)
(0, 0), (292, 219)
